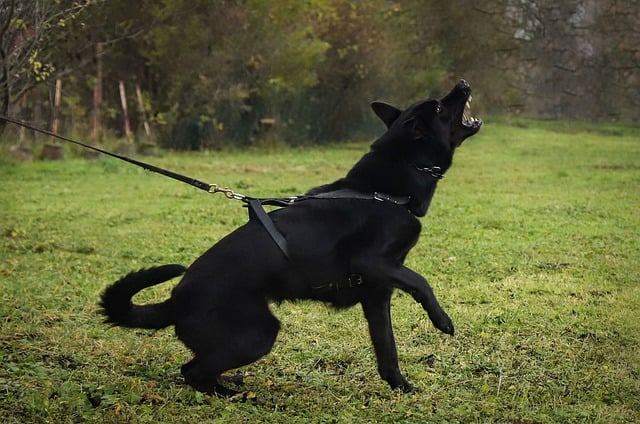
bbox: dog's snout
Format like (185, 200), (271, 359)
(458, 79), (470, 89)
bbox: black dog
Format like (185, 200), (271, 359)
(100, 80), (482, 395)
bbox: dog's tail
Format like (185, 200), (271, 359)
(99, 264), (187, 329)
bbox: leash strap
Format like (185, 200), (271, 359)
(0, 114), (293, 259)
(0, 114), (216, 194)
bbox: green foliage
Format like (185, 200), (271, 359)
(135, 0), (337, 147)
(4, 1), (639, 144)
(1, 120), (639, 422)
(2, 0), (453, 147)
(247, 0), (329, 93)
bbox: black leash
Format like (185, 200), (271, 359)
(1, 113), (296, 257)
(0, 114), (241, 197)
(1, 114), (412, 263)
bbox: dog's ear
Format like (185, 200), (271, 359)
(403, 100), (440, 140)
(371, 102), (402, 128)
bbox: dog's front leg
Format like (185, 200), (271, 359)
(361, 291), (416, 393)
(392, 266), (454, 335)
(358, 261), (454, 335)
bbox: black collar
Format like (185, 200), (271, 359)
(415, 165), (444, 180)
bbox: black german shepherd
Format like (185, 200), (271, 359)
(100, 80), (482, 395)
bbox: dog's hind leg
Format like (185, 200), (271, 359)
(361, 290), (416, 393)
(180, 358), (238, 396)
(177, 301), (280, 396)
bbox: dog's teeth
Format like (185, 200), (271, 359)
(462, 97), (475, 125)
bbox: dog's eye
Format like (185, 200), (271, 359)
(435, 104), (442, 114)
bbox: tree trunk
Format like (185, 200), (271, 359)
(0, 0), (15, 135)
(135, 84), (151, 140)
(51, 79), (62, 139)
(41, 79), (64, 160)
(18, 94), (26, 146)
(119, 80), (132, 141)
(91, 43), (103, 143)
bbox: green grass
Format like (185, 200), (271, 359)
(1, 118), (639, 423)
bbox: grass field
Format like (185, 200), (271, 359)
(1, 118), (639, 423)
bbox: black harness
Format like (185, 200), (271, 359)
(245, 189), (411, 294)
(247, 189), (411, 261)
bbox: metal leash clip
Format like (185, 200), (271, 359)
(209, 184), (246, 201)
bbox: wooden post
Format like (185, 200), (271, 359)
(41, 79), (64, 160)
(118, 80), (132, 141)
(10, 93), (34, 161)
(92, 43), (103, 142)
(52, 79), (62, 138)
(135, 84), (152, 140)
(34, 88), (42, 144)
(19, 94), (27, 146)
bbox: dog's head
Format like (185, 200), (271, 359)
(370, 80), (482, 169)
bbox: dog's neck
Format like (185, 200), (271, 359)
(307, 135), (453, 217)
(342, 149), (446, 217)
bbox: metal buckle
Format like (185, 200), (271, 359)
(373, 192), (410, 206)
(416, 165), (444, 180)
(347, 274), (363, 288)
(373, 192), (389, 202)
(310, 274), (363, 292)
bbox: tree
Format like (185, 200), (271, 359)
(394, 0), (640, 121)
(142, 0), (331, 147)
(496, 0), (640, 120)
(309, 0), (402, 141)
(0, 0), (95, 133)
(0, 0), (153, 137)
(4, 0), (637, 145)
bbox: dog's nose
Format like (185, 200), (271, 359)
(458, 79), (470, 89)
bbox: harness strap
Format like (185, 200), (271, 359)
(247, 200), (365, 291)
(246, 198), (291, 260)
(246, 189), (411, 262)
(309, 189), (411, 206)
(310, 274), (364, 293)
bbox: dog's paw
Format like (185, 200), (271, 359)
(194, 383), (238, 398)
(220, 371), (245, 387)
(389, 379), (418, 394)
(428, 310), (455, 335)
(384, 373), (418, 394)
(183, 375), (239, 397)
(399, 382), (418, 394)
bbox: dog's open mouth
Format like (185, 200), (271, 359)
(443, 80), (482, 146)
(462, 96), (482, 129)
